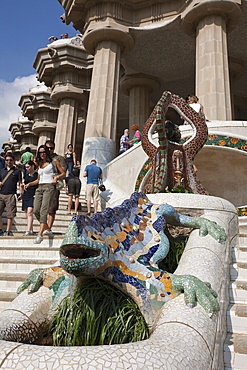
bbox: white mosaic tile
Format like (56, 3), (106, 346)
(0, 195), (238, 369)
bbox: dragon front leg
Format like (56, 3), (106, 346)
(170, 274), (219, 314)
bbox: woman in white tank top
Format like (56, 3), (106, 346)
(38, 162), (54, 184)
(24, 145), (64, 244)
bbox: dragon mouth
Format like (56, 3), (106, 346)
(60, 244), (101, 260)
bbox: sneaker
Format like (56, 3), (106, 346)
(23, 231), (34, 236)
(0, 229), (3, 236)
(4, 231), (12, 236)
(43, 230), (53, 235)
(34, 236), (43, 244)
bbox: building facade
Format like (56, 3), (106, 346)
(4, 0), (247, 206)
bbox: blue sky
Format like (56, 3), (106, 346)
(0, 0), (76, 148)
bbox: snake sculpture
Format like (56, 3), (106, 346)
(0, 192), (226, 344)
(141, 91), (208, 193)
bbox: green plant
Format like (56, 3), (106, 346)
(158, 233), (188, 273)
(48, 278), (149, 346)
(167, 185), (191, 193)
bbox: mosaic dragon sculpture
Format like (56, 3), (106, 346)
(141, 91), (208, 193)
(0, 192), (226, 344)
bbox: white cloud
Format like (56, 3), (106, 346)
(0, 74), (38, 149)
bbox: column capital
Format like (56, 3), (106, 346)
(19, 88), (58, 119)
(33, 37), (93, 87)
(120, 73), (160, 96)
(83, 19), (134, 57)
(182, 0), (242, 36)
(19, 88), (58, 137)
(50, 83), (89, 106)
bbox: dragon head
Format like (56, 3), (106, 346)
(60, 221), (109, 277)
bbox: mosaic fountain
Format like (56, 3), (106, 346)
(0, 93), (238, 369)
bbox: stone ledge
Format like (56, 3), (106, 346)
(0, 292), (17, 302)
(234, 334), (247, 354)
(236, 304), (247, 317)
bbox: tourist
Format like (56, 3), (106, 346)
(83, 159), (103, 216)
(64, 144), (76, 177)
(20, 147), (34, 176)
(119, 129), (131, 155)
(64, 165), (81, 215)
(44, 140), (66, 235)
(26, 145), (64, 244)
(0, 153), (22, 236)
(188, 95), (205, 117)
(48, 36), (58, 43)
(74, 160), (81, 172)
(0, 152), (5, 170)
(129, 124), (142, 145)
(21, 160), (38, 236)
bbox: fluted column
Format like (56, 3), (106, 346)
(54, 98), (79, 153)
(121, 74), (160, 131)
(37, 131), (54, 147)
(196, 15), (231, 120)
(85, 40), (121, 140)
(229, 57), (245, 119)
(129, 87), (150, 129)
(33, 36), (92, 156)
(81, 22), (134, 171)
(182, 0), (242, 121)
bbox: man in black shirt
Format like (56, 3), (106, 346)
(0, 153), (22, 236)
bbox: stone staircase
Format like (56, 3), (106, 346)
(224, 234), (247, 369)
(0, 190), (89, 311)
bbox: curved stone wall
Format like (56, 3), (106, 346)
(0, 194), (238, 370)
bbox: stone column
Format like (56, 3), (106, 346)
(81, 22), (134, 170)
(19, 87), (58, 148)
(182, 0), (242, 121)
(121, 74), (160, 131)
(33, 36), (92, 156)
(229, 57), (245, 119)
(53, 98), (79, 154)
(85, 40), (120, 141)
(196, 15), (231, 120)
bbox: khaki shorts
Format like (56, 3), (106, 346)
(86, 184), (100, 202)
(0, 194), (17, 219)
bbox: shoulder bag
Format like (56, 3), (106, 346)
(0, 169), (14, 190)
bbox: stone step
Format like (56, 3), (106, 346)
(0, 271), (27, 293)
(0, 236), (63, 246)
(0, 245), (60, 258)
(232, 247), (247, 262)
(0, 255), (59, 274)
(227, 304), (247, 335)
(230, 263), (247, 281)
(0, 291), (18, 311)
(0, 291), (17, 302)
(1, 219), (74, 232)
(224, 333), (247, 370)
(229, 281), (247, 304)
(238, 235), (247, 245)
(1, 206), (87, 218)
